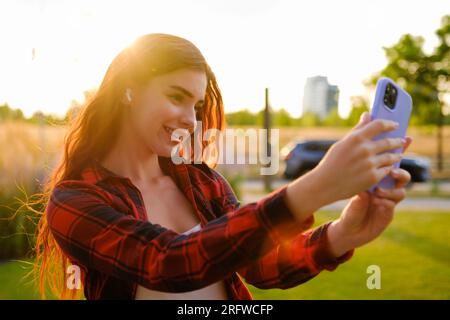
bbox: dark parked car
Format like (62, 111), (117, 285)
(282, 139), (430, 183)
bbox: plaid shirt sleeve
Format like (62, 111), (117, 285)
(46, 179), (315, 293)
(212, 171), (354, 290)
(236, 223), (355, 289)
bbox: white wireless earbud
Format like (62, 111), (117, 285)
(125, 88), (133, 103)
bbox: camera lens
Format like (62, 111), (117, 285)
(383, 82), (397, 110)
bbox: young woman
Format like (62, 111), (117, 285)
(35, 33), (411, 300)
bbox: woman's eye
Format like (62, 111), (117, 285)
(169, 94), (183, 103)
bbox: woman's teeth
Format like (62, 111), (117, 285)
(165, 126), (181, 141)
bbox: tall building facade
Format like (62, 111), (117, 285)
(302, 76), (339, 119)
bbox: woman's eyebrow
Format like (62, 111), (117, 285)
(169, 85), (204, 102)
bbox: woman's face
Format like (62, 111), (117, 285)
(127, 68), (207, 158)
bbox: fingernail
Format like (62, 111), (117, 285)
(392, 168), (401, 174)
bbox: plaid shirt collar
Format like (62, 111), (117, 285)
(79, 156), (219, 226)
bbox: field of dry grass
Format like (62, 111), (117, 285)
(0, 121), (66, 197)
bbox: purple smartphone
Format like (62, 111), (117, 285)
(369, 77), (412, 192)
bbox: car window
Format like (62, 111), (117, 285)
(303, 142), (334, 152)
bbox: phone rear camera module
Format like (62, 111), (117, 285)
(383, 82), (397, 110)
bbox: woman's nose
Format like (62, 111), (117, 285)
(179, 107), (197, 134)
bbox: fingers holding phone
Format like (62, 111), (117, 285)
(312, 118), (404, 201)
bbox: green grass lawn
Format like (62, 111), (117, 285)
(0, 210), (449, 300)
(249, 210), (450, 300)
(0, 259), (39, 299)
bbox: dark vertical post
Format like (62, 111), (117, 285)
(437, 104), (443, 172)
(263, 88), (272, 192)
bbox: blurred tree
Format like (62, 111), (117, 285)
(11, 108), (24, 121)
(323, 107), (345, 126)
(433, 15), (450, 171)
(226, 108), (299, 127)
(256, 110), (264, 126)
(29, 110), (45, 124)
(367, 15), (450, 171)
(65, 99), (83, 123)
(300, 111), (322, 127)
(272, 108), (293, 126)
(26, 110), (65, 125)
(347, 95), (370, 126)
(64, 88), (98, 123)
(0, 103), (25, 121)
(225, 109), (257, 126)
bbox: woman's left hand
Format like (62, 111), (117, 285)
(327, 137), (412, 258)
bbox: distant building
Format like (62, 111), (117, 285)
(302, 76), (339, 119)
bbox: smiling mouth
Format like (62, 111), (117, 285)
(164, 126), (182, 142)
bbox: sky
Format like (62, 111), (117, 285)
(0, 0), (448, 118)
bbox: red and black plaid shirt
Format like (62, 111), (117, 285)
(46, 155), (354, 300)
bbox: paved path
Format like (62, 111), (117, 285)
(240, 179), (450, 212)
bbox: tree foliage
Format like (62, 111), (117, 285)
(366, 15), (450, 125)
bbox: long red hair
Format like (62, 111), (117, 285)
(31, 33), (225, 299)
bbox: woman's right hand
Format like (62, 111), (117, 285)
(313, 112), (404, 202)
(284, 112), (405, 223)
